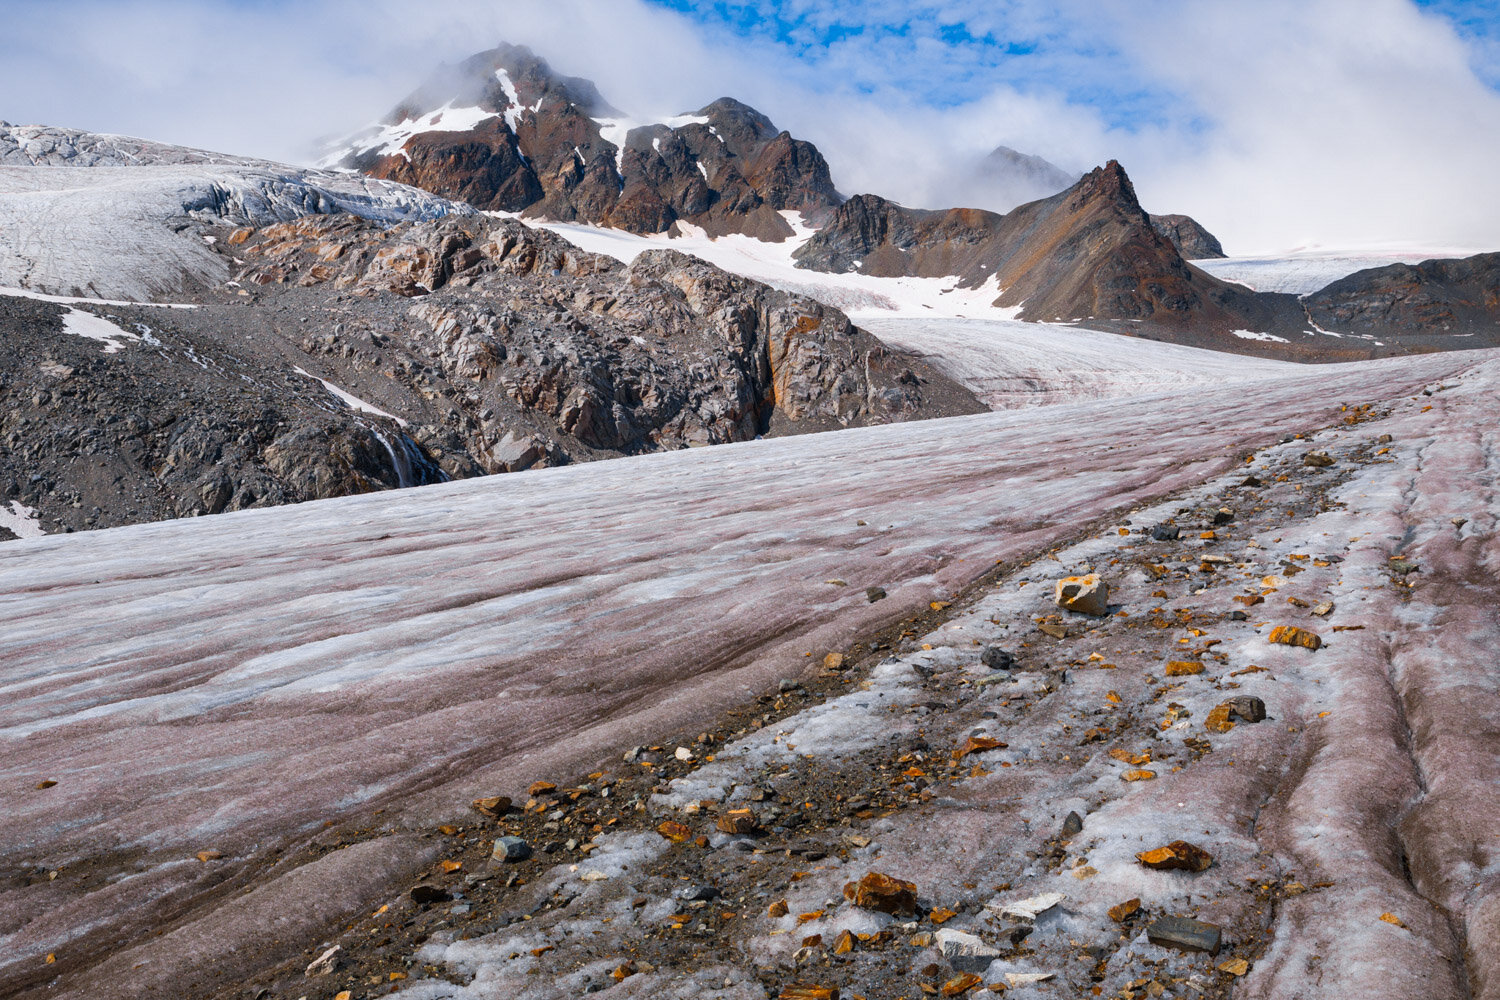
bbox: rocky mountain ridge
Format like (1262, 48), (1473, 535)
(0, 207), (982, 540)
(323, 44), (841, 241)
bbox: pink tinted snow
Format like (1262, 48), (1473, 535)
(0, 349), (1491, 995)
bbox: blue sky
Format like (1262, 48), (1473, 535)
(3, 0), (1499, 250)
(643, 0), (1500, 129)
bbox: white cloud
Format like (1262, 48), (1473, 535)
(2, 0), (1497, 254)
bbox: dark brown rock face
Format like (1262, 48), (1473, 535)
(0, 214), (981, 538)
(333, 46), (841, 240)
(1149, 214), (1227, 259)
(795, 162), (1294, 339)
(1304, 253), (1500, 344)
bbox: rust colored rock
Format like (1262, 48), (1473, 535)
(844, 871), (919, 915)
(779, 986), (839, 1000)
(471, 795), (512, 817)
(1055, 574), (1109, 616)
(1137, 841), (1214, 873)
(1205, 703), (1236, 734)
(528, 780), (558, 797)
(1268, 625), (1323, 650)
(1121, 769), (1158, 782)
(1108, 898), (1142, 922)
(768, 899), (790, 918)
(953, 736), (1007, 760)
(1165, 660), (1205, 677)
(941, 973), (983, 996)
(656, 820), (693, 843)
(716, 808), (760, 835)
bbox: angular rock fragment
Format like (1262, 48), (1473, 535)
(980, 646), (1015, 670)
(941, 973), (984, 996)
(528, 780), (558, 797)
(779, 986), (839, 1000)
(1164, 660), (1205, 677)
(1108, 898), (1142, 922)
(410, 883), (451, 904)
(1303, 451), (1335, 468)
(937, 929), (1001, 973)
(1061, 811), (1084, 838)
(1227, 696), (1266, 722)
(844, 871), (918, 915)
(491, 835), (532, 862)
(1055, 574), (1109, 616)
(1137, 841), (1213, 872)
(1218, 958), (1250, 976)
(1205, 703), (1236, 734)
(994, 892), (1065, 922)
(716, 808), (761, 835)
(1121, 769), (1157, 782)
(953, 736), (1007, 760)
(1150, 524), (1181, 541)
(1147, 915), (1222, 954)
(656, 821), (693, 843)
(1268, 625), (1323, 649)
(471, 795), (512, 817)
(866, 586), (887, 603)
(305, 945), (342, 977)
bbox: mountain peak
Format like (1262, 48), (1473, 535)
(325, 44), (841, 239)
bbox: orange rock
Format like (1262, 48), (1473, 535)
(195, 849), (223, 862)
(656, 821), (693, 843)
(1121, 769), (1157, 782)
(1137, 841), (1214, 872)
(823, 652), (846, 672)
(833, 929), (855, 954)
(942, 973), (984, 996)
(953, 736), (1008, 761)
(1233, 594), (1265, 606)
(227, 227), (254, 246)
(528, 781), (558, 797)
(471, 795), (512, 817)
(779, 986), (839, 1000)
(930, 907), (957, 924)
(1108, 898), (1142, 922)
(1268, 626), (1322, 649)
(844, 872), (919, 915)
(1109, 749), (1152, 766)
(716, 808), (761, 835)
(1165, 661), (1205, 677)
(1205, 704), (1236, 734)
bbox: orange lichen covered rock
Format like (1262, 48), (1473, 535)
(1055, 574), (1109, 616)
(1268, 625), (1323, 649)
(1137, 841), (1214, 872)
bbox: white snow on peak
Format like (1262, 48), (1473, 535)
(528, 211), (1018, 321)
(293, 366), (408, 426)
(591, 113), (711, 175)
(493, 68), (545, 133)
(320, 103), (499, 167)
(0, 501), (44, 540)
(62, 308), (141, 353)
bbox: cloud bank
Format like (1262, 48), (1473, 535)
(3, 0), (1497, 253)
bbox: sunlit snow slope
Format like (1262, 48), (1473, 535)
(0, 346), (1490, 997)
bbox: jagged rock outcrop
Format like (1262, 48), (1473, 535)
(1, 212), (981, 538)
(796, 162), (1302, 342)
(1304, 253), (1500, 345)
(326, 45), (842, 240)
(1150, 213), (1227, 260)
